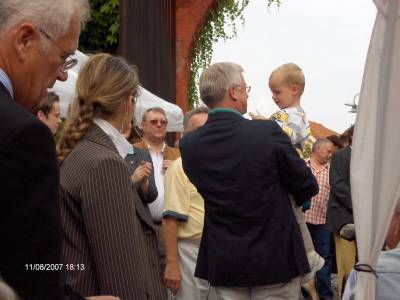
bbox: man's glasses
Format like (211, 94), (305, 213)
(234, 84), (251, 93)
(38, 28), (78, 71)
(145, 119), (168, 126)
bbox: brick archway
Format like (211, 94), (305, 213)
(175, 0), (217, 112)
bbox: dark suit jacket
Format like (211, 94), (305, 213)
(180, 110), (319, 287)
(59, 124), (165, 300)
(0, 83), (66, 299)
(326, 146), (353, 233)
(125, 147), (158, 204)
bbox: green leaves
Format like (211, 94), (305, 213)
(79, 0), (119, 54)
(188, 0), (281, 107)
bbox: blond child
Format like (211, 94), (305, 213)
(252, 63), (324, 283)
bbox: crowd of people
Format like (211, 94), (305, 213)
(1, 1), (399, 300)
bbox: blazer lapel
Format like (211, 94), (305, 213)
(84, 124), (156, 231)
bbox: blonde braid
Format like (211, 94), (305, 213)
(57, 100), (93, 163)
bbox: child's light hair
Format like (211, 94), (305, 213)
(270, 63), (305, 96)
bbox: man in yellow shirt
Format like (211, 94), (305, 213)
(162, 107), (216, 300)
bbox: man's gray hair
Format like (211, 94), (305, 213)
(183, 106), (209, 131)
(141, 107), (167, 122)
(199, 62), (244, 107)
(312, 138), (333, 153)
(0, 0), (90, 40)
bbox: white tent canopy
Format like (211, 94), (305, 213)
(51, 50), (184, 132)
(351, 0), (400, 299)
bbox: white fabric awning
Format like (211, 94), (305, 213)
(51, 51), (184, 132)
(351, 1), (400, 299)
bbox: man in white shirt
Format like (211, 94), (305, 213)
(133, 107), (180, 271)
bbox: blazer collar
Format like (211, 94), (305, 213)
(209, 108), (243, 117)
(206, 109), (244, 123)
(83, 123), (119, 154)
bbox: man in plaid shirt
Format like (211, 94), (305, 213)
(304, 138), (334, 300)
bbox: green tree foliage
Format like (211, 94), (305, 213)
(79, 0), (119, 54)
(188, 0), (281, 107)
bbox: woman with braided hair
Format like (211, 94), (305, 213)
(57, 53), (166, 300)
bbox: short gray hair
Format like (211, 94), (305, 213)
(312, 138), (333, 153)
(183, 106), (209, 131)
(0, 0), (90, 40)
(141, 107), (167, 122)
(199, 62), (244, 107)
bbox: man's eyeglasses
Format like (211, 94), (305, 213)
(233, 84), (251, 93)
(145, 119), (168, 126)
(38, 28), (78, 71)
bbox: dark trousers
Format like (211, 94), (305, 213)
(307, 223), (333, 299)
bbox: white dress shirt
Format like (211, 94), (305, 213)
(93, 118), (132, 158)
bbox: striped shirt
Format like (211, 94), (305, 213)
(0, 68), (14, 98)
(304, 158), (331, 225)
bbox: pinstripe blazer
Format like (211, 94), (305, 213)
(59, 124), (166, 300)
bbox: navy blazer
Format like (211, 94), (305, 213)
(0, 83), (66, 299)
(180, 110), (318, 287)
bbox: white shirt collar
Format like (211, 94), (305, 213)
(143, 139), (166, 153)
(93, 118), (132, 158)
(0, 68), (14, 99)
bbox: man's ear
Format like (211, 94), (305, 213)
(14, 23), (37, 62)
(228, 85), (238, 101)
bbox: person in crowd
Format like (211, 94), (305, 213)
(338, 126), (353, 148)
(326, 125), (356, 296)
(252, 63), (324, 283)
(122, 121), (158, 204)
(304, 138), (335, 300)
(0, 1), (116, 299)
(179, 62), (319, 300)
(34, 91), (62, 135)
(343, 207), (400, 300)
(163, 106), (216, 300)
(269, 63), (325, 284)
(267, 63), (311, 154)
(375, 207), (400, 299)
(326, 134), (343, 153)
(57, 53), (165, 299)
(133, 107), (180, 271)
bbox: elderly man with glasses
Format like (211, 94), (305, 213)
(179, 62), (318, 300)
(0, 1), (120, 300)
